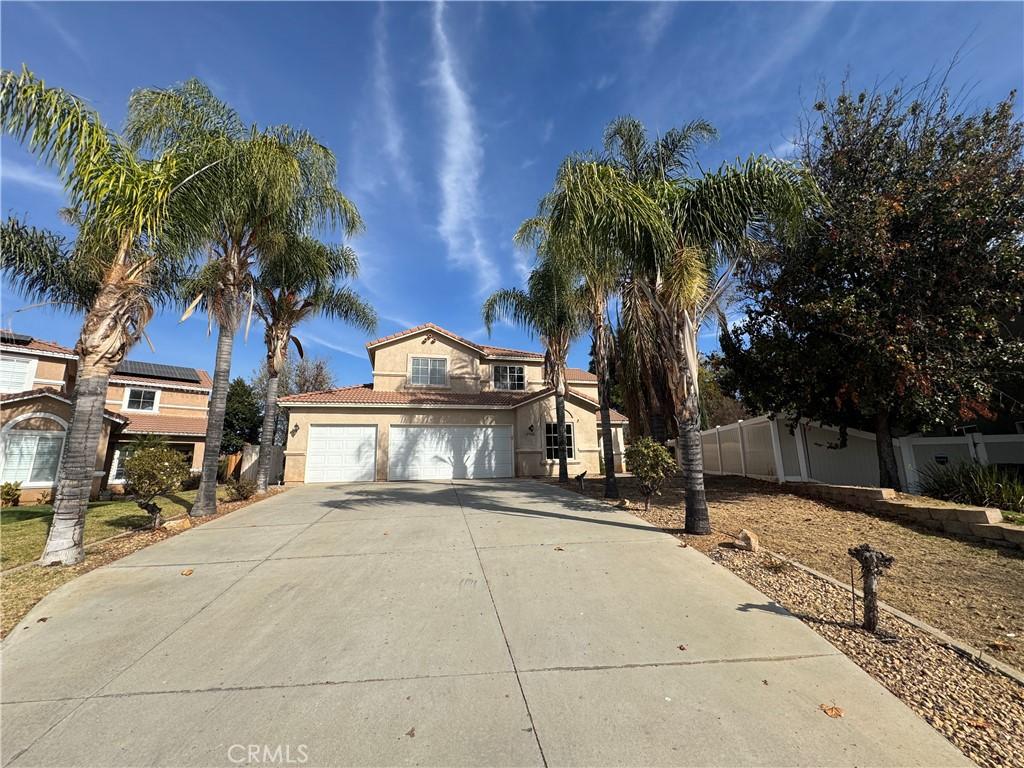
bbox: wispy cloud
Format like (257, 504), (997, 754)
(637, 3), (675, 49)
(301, 332), (366, 359)
(27, 2), (89, 65)
(1, 160), (64, 196)
(541, 119), (554, 144)
(373, 5), (414, 197)
(744, 3), (833, 92)
(431, 1), (499, 295)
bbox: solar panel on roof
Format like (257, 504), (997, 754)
(0, 331), (33, 345)
(115, 360), (201, 383)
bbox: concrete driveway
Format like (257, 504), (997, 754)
(2, 481), (968, 767)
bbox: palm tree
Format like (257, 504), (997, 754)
(124, 80), (363, 516)
(534, 120), (820, 531)
(252, 236), (376, 493)
(1, 68), (219, 565)
(482, 259), (588, 483)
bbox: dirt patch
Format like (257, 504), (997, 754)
(559, 475), (1024, 767)
(1, 488), (286, 638)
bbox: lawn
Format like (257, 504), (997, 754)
(1, 490), (202, 571)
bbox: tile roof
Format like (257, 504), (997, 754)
(480, 344), (543, 360)
(110, 369), (213, 390)
(565, 367), (597, 382)
(0, 387), (128, 423)
(279, 384), (539, 407)
(365, 322), (543, 360)
(0, 337), (76, 357)
(122, 413), (208, 436)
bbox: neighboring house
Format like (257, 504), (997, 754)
(0, 331), (211, 503)
(278, 323), (627, 484)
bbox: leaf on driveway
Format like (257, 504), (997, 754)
(180, 568), (194, 576)
(405, 727), (416, 738)
(820, 704), (844, 718)
(553, 546), (564, 551)
(677, 644), (687, 651)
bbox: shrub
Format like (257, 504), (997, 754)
(226, 477), (257, 502)
(918, 462), (1024, 516)
(123, 446), (190, 528)
(1, 481), (22, 508)
(624, 437), (677, 512)
(181, 471), (201, 491)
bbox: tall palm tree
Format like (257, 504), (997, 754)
(535, 120), (820, 531)
(1, 68), (219, 565)
(482, 259), (588, 483)
(125, 80), (363, 516)
(252, 236), (377, 493)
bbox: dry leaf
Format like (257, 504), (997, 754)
(553, 546), (564, 551)
(405, 727), (416, 738)
(965, 717), (990, 730)
(36, 617), (49, 623)
(762, 679), (769, 686)
(678, 542), (688, 548)
(677, 644), (687, 651)
(180, 569), (194, 577)
(820, 704), (844, 719)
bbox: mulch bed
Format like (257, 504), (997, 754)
(560, 475), (1024, 768)
(1, 488), (286, 639)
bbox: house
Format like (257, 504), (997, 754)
(0, 331), (210, 503)
(278, 323), (627, 484)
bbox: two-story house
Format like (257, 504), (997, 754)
(278, 323), (627, 483)
(0, 331), (210, 503)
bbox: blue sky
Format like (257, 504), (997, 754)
(2, 1), (1022, 384)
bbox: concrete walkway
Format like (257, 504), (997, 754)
(2, 481), (969, 767)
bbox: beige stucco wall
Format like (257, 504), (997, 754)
(1, 396), (114, 502)
(371, 333), (482, 393)
(513, 396), (603, 477)
(105, 383), (209, 415)
(32, 357), (75, 391)
(480, 359), (546, 392)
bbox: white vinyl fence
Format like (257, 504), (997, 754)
(239, 443), (285, 485)
(701, 415), (1024, 492)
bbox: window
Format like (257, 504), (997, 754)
(493, 365), (525, 390)
(2, 432), (64, 485)
(125, 388), (157, 411)
(410, 357), (447, 386)
(545, 422), (574, 460)
(0, 356), (32, 393)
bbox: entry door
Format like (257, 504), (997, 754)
(305, 425), (376, 483)
(388, 426), (513, 481)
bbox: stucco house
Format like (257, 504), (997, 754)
(278, 323), (627, 484)
(0, 331), (210, 503)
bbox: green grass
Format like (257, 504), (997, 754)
(1, 490), (200, 570)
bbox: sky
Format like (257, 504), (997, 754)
(2, 1), (1022, 385)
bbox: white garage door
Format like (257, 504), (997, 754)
(389, 426), (513, 481)
(305, 425), (376, 483)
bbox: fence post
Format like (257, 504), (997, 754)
(897, 437), (919, 493)
(768, 418), (786, 484)
(795, 421), (810, 481)
(971, 433), (990, 466)
(716, 427), (724, 475)
(737, 420), (748, 477)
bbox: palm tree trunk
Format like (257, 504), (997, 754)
(192, 321), (236, 517)
(678, 385), (711, 535)
(555, 388), (569, 483)
(592, 311), (619, 499)
(875, 411), (902, 491)
(255, 373), (280, 493)
(39, 362), (113, 565)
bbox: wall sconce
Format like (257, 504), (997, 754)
(290, 423), (300, 438)
(528, 424), (535, 433)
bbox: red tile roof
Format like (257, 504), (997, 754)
(365, 323), (543, 360)
(480, 344), (543, 360)
(279, 384), (539, 407)
(0, 387), (128, 423)
(0, 337), (76, 357)
(122, 413), (208, 436)
(565, 368), (597, 382)
(110, 369), (213, 390)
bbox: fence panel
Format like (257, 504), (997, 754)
(702, 432), (721, 473)
(719, 426), (743, 475)
(740, 420), (776, 478)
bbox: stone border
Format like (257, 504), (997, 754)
(786, 482), (1024, 551)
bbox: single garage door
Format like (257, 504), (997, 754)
(388, 425), (513, 481)
(305, 425), (376, 483)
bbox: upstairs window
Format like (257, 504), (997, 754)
(545, 422), (574, 460)
(125, 388), (157, 411)
(0, 356), (32, 393)
(493, 365), (525, 390)
(410, 357), (447, 386)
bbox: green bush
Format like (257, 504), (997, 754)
(624, 437), (677, 512)
(226, 477), (257, 501)
(1, 481), (22, 507)
(918, 462), (1024, 516)
(124, 446), (190, 528)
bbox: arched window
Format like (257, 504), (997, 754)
(2, 413), (68, 487)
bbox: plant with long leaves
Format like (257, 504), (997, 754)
(125, 79), (363, 516)
(252, 235), (376, 492)
(1, 68), (220, 565)
(482, 258), (589, 483)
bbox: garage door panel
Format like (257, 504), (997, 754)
(306, 426), (376, 483)
(389, 426), (512, 481)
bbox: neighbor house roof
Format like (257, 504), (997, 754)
(0, 388), (128, 424)
(109, 370), (213, 392)
(121, 413), (208, 436)
(364, 323), (543, 361)
(0, 334), (77, 359)
(565, 368), (597, 382)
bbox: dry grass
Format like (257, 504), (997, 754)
(572, 474), (1024, 671)
(0, 488), (286, 638)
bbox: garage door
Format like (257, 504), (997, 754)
(305, 425), (376, 483)
(388, 426), (513, 481)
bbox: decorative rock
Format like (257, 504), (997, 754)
(735, 529), (760, 552)
(163, 517), (192, 532)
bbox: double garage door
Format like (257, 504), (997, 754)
(305, 424), (513, 483)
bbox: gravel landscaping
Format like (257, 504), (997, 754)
(564, 474), (1024, 768)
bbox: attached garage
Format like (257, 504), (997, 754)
(388, 425), (513, 481)
(305, 425), (376, 483)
